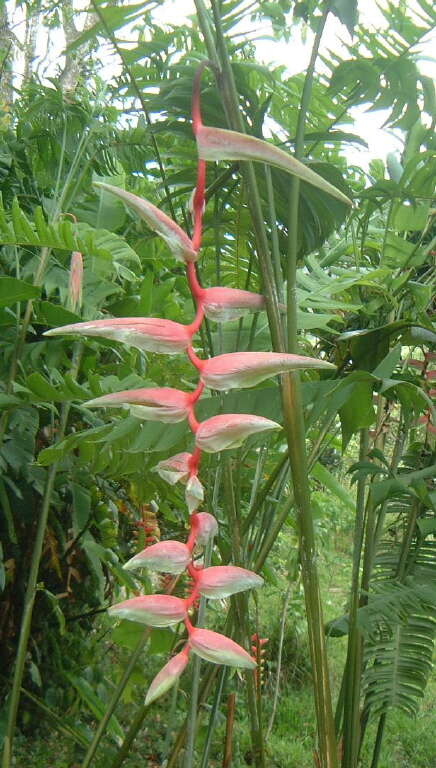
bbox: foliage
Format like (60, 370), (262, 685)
(0, 1), (434, 767)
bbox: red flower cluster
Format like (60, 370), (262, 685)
(45, 64), (334, 704)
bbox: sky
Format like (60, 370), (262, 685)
(7, 0), (435, 169)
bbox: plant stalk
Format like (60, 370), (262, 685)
(341, 429), (369, 768)
(2, 346), (82, 768)
(195, 2), (337, 765)
(184, 540), (212, 768)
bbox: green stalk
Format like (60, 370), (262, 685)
(266, 582), (292, 738)
(224, 455), (266, 768)
(166, 665), (220, 768)
(199, 668), (228, 768)
(341, 429), (369, 768)
(264, 165), (284, 301)
(2, 347), (82, 768)
(82, 628), (150, 768)
(367, 498), (420, 768)
(369, 712), (387, 768)
(0, 677), (89, 749)
(195, 2), (337, 764)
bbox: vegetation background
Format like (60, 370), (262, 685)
(0, 0), (435, 766)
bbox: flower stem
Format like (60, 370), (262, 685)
(184, 540), (212, 768)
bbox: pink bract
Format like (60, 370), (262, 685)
(196, 125), (352, 206)
(85, 387), (191, 423)
(94, 182), (198, 263)
(200, 286), (266, 322)
(200, 351), (335, 391)
(189, 627), (256, 669)
(68, 251), (83, 312)
(196, 565), (264, 599)
(123, 541), (192, 574)
(190, 513), (219, 546)
(153, 452), (192, 485)
(44, 317), (194, 354)
(185, 474), (205, 513)
(195, 413), (281, 453)
(108, 594), (187, 627)
(145, 647), (190, 705)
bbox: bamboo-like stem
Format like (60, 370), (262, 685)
(0, 675), (88, 749)
(223, 455), (266, 768)
(166, 665), (220, 768)
(2, 345), (82, 768)
(282, 6), (338, 764)
(287, 2), (331, 348)
(266, 582), (292, 738)
(341, 429), (369, 768)
(264, 165), (284, 302)
(366, 498), (420, 768)
(222, 693), (236, 768)
(196, 4), (337, 765)
(91, 630), (151, 768)
(253, 416), (337, 571)
(243, 450), (289, 534)
(199, 667), (228, 768)
(369, 712), (387, 768)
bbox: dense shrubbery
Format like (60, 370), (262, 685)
(0, 1), (435, 767)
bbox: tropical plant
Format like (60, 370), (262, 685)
(0, 2), (434, 768)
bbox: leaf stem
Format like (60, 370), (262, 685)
(184, 539), (212, 768)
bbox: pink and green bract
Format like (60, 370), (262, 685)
(45, 63), (338, 705)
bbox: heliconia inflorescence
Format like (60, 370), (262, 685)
(45, 63), (338, 705)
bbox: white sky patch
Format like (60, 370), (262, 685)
(6, 0), (435, 169)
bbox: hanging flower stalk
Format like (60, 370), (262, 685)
(45, 63), (337, 704)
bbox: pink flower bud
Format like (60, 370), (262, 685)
(185, 474), (204, 513)
(196, 565), (263, 599)
(108, 594), (187, 627)
(196, 125), (351, 206)
(189, 627), (256, 669)
(68, 251), (83, 312)
(195, 413), (280, 453)
(200, 287), (266, 323)
(84, 387), (191, 423)
(44, 317), (194, 355)
(153, 452), (192, 485)
(200, 351), (335, 391)
(145, 647), (190, 705)
(190, 513), (218, 546)
(94, 182), (198, 263)
(123, 541), (192, 574)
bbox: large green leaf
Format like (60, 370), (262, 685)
(0, 197), (140, 268)
(0, 277), (40, 307)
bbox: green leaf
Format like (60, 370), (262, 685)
(111, 619), (147, 651)
(26, 373), (63, 402)
(0, 394), (22, 409)
(72, 484), (91, 537)
(34, 301), (82, 328)
(0, 277), (40, 307)
(311, 461), (355, 512)
(65, 672), (124, 743)
(149, 628), (175, 655)
(372, 345), (402, 379)
(331, 0), (359, 36)
(339, 381), (375, 449)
